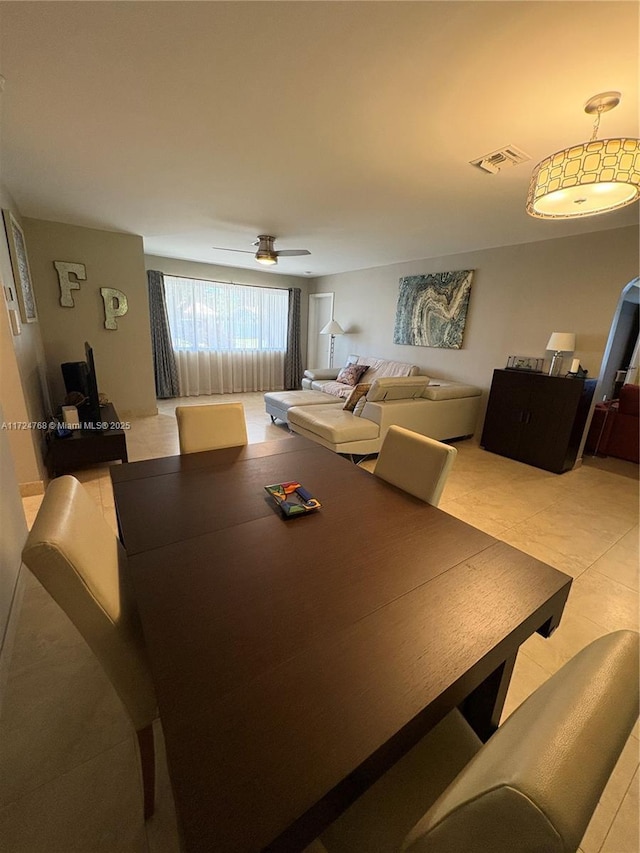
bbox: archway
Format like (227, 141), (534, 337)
(579, 276), (640, 462)
(597, 277), (640, 402)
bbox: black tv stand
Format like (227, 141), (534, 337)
(45, 403), (129, 478)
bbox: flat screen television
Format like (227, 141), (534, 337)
(60, 342), (101, 428)
(83, 341), (101, 427)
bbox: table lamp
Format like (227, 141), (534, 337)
(320, 319), (345, 368)
(546, 331), (576, 376)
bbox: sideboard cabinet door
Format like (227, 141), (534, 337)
(481, 370), (595, 473)
(480, 370), (530, 460)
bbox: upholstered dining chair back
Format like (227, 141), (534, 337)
(176, 402), (248, 454)
(374, 425), (457, 506)
(307, 630), (639, 853)
(21, 475), (158, 818)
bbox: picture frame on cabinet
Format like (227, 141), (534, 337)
(505, 355), (544, 372)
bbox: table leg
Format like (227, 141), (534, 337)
(460, 652), (517, 742)
(114, 505), (125, 545)
(537, 611), (561, 638)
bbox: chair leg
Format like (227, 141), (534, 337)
(136, 723), (156, 820)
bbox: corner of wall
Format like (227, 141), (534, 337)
(0, 191), (49, 486)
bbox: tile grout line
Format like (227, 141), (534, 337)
(595, 766), (639, 853)
(0, 732), (136, 813)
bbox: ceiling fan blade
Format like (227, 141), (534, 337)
(275, 249), (311, 257)
(211, 246), (255, 254)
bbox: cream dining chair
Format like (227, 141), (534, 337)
(374, 425), (457, 506)
(21, 475), (158, 819)
(305, 630), (640, 853)
(175, 402), (248, 454)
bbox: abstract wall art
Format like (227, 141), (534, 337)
(393, 269), (474, 348)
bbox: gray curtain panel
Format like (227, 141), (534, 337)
(147, 270), (180, 398)
(284, 287), (303, 390)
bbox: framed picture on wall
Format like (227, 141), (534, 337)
(2, 209), (38, 323)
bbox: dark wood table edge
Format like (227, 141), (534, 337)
(110, 435), (311, 485)
(263, 580), (572, 853)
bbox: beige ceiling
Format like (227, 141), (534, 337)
(0, 1), (638, 277)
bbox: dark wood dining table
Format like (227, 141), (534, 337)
(111, 435), (572, 853)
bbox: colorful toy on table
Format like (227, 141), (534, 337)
(264, 481), (321, 517)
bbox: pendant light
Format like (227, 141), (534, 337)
(526, 92), (640, 219)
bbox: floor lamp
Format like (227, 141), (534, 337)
(320, 319), (345, 368)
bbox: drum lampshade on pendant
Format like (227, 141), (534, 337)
(526, 92), (640, 219)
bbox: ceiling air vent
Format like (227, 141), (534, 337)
(470, 145), (531, 174)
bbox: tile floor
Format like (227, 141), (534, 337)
(2, 391), (638, 852)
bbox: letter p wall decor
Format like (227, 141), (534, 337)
(101, 287), (129, 330)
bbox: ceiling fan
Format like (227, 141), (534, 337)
(212, 235), (311, 266)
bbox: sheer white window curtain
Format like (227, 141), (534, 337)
(164, 277), (287, 396)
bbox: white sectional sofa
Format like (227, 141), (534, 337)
(287, 376), (482, 455)
(264, 356), (482, 456)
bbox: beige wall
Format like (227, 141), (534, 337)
(0, 184), (48, 488)
(145, 254), (311, 360)
(311, 227), (639, 402)
(24, 219), (157, 418)
(0, 402), (28, 692)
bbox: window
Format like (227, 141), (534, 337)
(164, 276), (288, 353)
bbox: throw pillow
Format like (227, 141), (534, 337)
(343, 383), (371, 413)
(336, 363), (369, 387)
(352, 397), (368, 417)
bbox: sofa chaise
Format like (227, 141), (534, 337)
(264, 356), (482, 456)
(287, 376), (482, 455)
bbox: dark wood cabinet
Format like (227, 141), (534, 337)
(45, 403), (128, 478)
(481, 370), (596, 473)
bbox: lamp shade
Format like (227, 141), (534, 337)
(320, 320), (345, 336)
(526, 93), (640, 219)
(526, 138), (640, 219)
(546, 332), (576, 352)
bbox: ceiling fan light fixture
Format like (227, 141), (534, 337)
(255, 234), (278, 265)
(526, 92), (640, 219)
(255, 252), (277, 266)
(212, 235), (309, 266)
